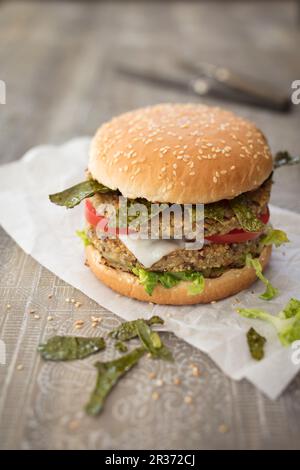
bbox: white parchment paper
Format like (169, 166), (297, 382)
(0, 137), (300, 399)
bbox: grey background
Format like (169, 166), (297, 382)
(0, 0), (300, 449)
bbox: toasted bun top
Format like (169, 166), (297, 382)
(89, 103), (273, 204)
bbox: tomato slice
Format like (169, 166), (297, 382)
(260, 206), (270, 225)
(205, 230), (260, 244)
(86, 199), (270, 244)
(205, 207), (270, 244)
(85, 199), (104, 226)
(85, 199), (132, 235)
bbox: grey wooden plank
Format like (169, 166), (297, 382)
(0, 0), (300, 449)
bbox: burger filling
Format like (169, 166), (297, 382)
(88, 175), (272, 238)
(50, 174), (288, 297)
(82, 176), (275, 295)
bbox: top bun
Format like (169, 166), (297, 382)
(89, 103), (273, 204)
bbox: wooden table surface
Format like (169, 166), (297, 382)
(0, 0), (300, 450)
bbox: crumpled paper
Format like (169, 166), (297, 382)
(0, 137), (299, 399)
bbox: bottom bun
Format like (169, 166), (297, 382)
(85, 244), (272, 305)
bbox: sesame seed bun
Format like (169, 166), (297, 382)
(85, 244), (272, 305)
(89, 103), (273, 204)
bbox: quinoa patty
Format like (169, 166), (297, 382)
(87, 226), (265, 277)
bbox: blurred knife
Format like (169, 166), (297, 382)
(116, 63), (291, 112)
(178, 60), (291, 112)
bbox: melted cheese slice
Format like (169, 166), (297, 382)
(119, 235), (185, 268)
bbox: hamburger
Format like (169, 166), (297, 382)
(50, 103), (288, 305)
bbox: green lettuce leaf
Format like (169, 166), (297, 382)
(132, 268), (205, 296)
(172, 271), (205, 295)
(76, 229), (90, 246)
(132, 268), (159, 295)
(237, 298), (300, 346)
(229, 195), (265, 232)
(282, 298), (300, 319)
(246, 255), (278, 300)
(261, 228), (289, 247)
(49, 179), (113, 208)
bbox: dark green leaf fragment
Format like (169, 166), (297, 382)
(38, 336), (105, 361)
(135, 320), (173, 362)
(85, 347), (145, 415)
(108, 316), (164, 341)
(114, 341), (128, 353)
(229, 195), (265, 232)
(204, 202), (226, 223)
(49, 180), (113, 208)
(274, 151), (300, 169)
(247, 327), (266, 361)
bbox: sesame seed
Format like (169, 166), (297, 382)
(184, 395), (193, 404)
(156, 379), (164, 387)
(71, 298), (75, 304)
(16, 364), (24, 371)
(29, 309), (36, 314)
(91, 316), (102, 323)
(74, 302), (82, 308)
(6, 304), (11, 310)
(218, 424), (229, 433)
(230, 165), (236, 170)
(152, 391), (159, 400)
(192, 366), (201, 377)
(213, 176), (218, 183)
(47, 316), (53, 321)
(34, 314), (40, 320)
(65, 298), (70, 303)
(68, 420), (80, 431)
